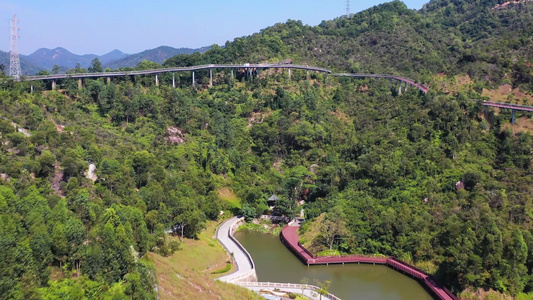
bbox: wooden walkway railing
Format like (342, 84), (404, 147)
(280, 225), (457, 300)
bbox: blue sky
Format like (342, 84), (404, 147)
(1, 0), (428, 55)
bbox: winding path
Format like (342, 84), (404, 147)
(215, 216), (257, 282)
(15, 63), (429, 94)
(281, 225), (457, 300)
(216, 217), (340, 300)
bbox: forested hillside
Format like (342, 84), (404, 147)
(164, 0), (533, 92)
(1, 0), (533, 299)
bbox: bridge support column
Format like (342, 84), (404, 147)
(52, 80), (56, 90)
(30, 85), (34, 94)
(307, 70), (309, 80)
(209, 69), (213, 87)
(155, 74), (159, 87)
(398, 82), (402, 95)
(512, 109), (515, 124)
(192, 71), (195, 88)
(107, 77), (111, 85)
(231, 69), (234, 80)
(172, 72), (176, 89)
(78, 78), (83, 89)
(404, 81), (408, 92)
(288, 68), (291, 80)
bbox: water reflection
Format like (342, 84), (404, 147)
(234, 230), (433, 300)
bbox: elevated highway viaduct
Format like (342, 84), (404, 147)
(16, 63), (429, 94)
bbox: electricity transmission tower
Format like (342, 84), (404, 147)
(10, 14), (21, 79)
(346, 0), (350, 17)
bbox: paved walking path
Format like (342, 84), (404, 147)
(216, 216), (257, 282)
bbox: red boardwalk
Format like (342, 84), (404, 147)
(281, 226), (457, 300)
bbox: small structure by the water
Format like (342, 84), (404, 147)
(267, 194), (281, 211)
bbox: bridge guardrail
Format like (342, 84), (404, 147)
(237, 281), (341, 300)
(18, 64), (428, 93)
(483, 101), (533, 112)
(20, 63), (332, 81)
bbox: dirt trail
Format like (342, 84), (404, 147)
(51, 164), (64, 197)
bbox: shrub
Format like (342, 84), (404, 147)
(169, 240), (181, 253)
(210, 263), (231, 274)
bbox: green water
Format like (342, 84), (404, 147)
(234, 230), (434, 300)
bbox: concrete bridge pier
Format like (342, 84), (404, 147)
(404, 81), (408, 92)
(307, 70), (309, 80)
(106, 77), (111, 85)
(398, 82), (402, 95)
(209, 69), (213, 87)
(231, 69), (234, 80)
(512, 109), (515, 124)
(78, 78), (83, 89)
(30, 85), (34, 94)
(192, 71), (195, 87)
(155, 74), (159, 87)
(288, 68), (291, 80)
(172, 72), (176, 89)
(51, 80), (56, 90)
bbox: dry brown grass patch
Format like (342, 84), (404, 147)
(482, 84), (533, 104)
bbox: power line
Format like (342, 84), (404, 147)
(346, 0), (350, 17)
(10, 14), (21, 79)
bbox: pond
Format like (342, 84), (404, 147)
(234, 229), (434, 300)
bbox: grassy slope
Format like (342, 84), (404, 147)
(217, 187), (241, 210)
(149, 220), (261, 300)
(299, 214), (325, 253)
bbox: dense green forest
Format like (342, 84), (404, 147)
(1, 0), (533, 299)
(164, 0), (533, 92)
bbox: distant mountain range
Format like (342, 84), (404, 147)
(23, 47), (129, 71)
(0, 46), (210, 75)
(104, 46), (211, 69)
